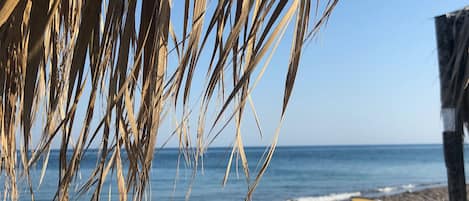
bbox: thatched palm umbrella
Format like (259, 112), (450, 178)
(0, 0), (337, 200)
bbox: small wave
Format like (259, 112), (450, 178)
(377, 187), (394, 193)
(286, 192), (361, 201)
(402, 184), (415, 189)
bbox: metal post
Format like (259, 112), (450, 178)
(435, 10), (468, 201)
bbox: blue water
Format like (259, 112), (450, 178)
(5, 144), (467, 200)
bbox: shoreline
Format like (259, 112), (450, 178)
(374, 185), (469, 201)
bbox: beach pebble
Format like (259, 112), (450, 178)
(377, 186), (469, 201)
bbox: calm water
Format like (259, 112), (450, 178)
(5, 144), (468, 201)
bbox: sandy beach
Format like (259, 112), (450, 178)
(375, 186), (469, 201)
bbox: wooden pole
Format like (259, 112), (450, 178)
(435, 10), (468, 201)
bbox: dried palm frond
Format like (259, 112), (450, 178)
(0, 0), (337, 200)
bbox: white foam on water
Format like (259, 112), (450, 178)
(377, 187), (394, 193)
(402, 184), (415, 189)
(286, 192), (361, 201)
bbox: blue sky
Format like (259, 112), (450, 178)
(215, 1), (469, 146)
(41, 1), (469, 149)
(153, 1), (469, 147)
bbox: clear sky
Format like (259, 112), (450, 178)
(268, 1), (469, 146)
(209, 1), (469, 147)
(41, 1), (469, 149)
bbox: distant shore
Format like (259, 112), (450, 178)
(375, 185), (469, 201)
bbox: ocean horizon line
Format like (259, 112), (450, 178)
(39, 143), (446, 151)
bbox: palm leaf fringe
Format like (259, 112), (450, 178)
(0, 0), (337, 200)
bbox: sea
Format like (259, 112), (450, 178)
(5, 144), (468, 201)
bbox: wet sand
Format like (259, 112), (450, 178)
(376, 186), (469, 201)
